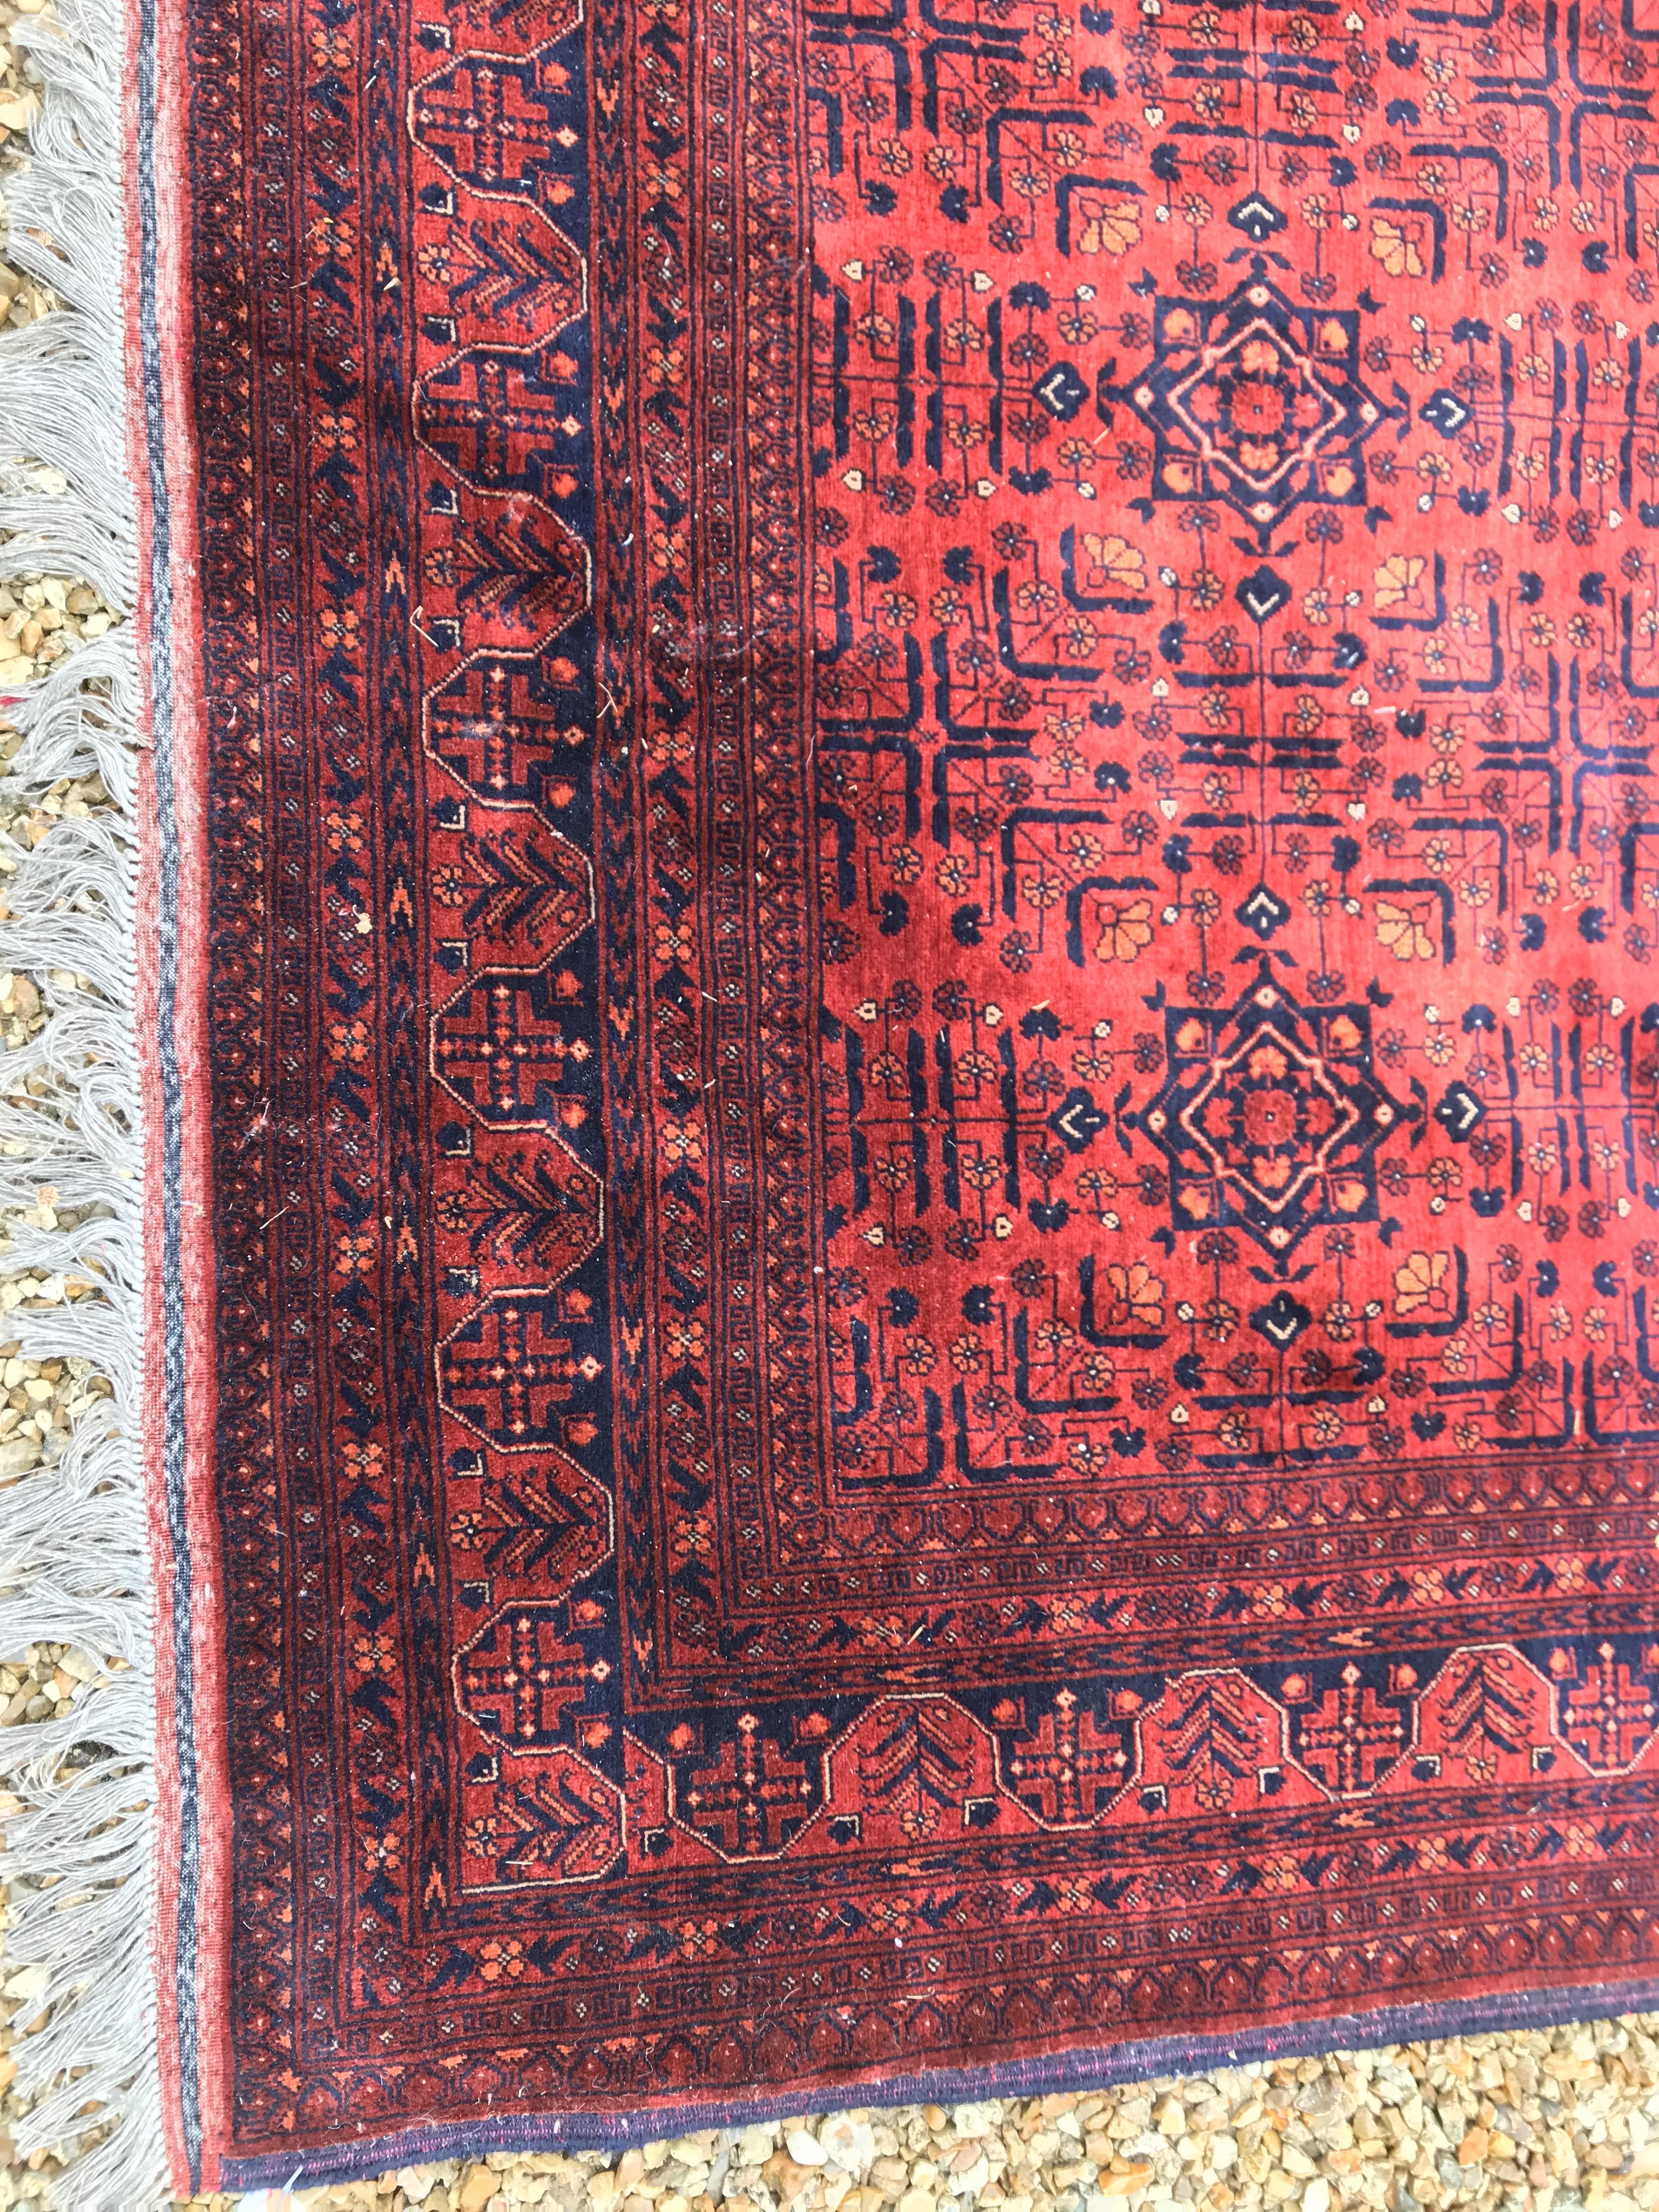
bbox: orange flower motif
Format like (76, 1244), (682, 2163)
(352, 1633), (396, 1677)
(319, 605), (362, 654)
(360, 1829), (402, 1874)
(328, 1017), (371, 1064)
(659, 1119), (704, 1164)
(335, 1228), (378, 1277)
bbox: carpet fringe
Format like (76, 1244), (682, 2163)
(0, 0), (163, 2200)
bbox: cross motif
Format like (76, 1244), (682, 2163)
(418, 347), (572, 498)
(456, 1604), (587, 1748)
(435, 661), (545, 797)
(425, 651), (578, 817)
(1558, 1643), (1657, 1770)
(432, 966), (577, 1125)
(411, 55), (569, 201)
(1002, 1689), (1130, 1827)
(676, 1714), (817, 1858)
(441, 1287), (600, 1448)
(1290, 1663), (1407, 1796)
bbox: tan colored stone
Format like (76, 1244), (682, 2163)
(1099, 2164), (1153, 2198)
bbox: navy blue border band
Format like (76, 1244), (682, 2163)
(219, 1978), (1659, 2192)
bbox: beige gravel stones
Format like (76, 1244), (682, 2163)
(0, 0), (49, 318)
(0, 0), (47, 155)
(0, 1630), (121, 2203)
(140, 2024), (1659, 2212)
(0, 0), (132, 2191)
(0, 583), (114, 687)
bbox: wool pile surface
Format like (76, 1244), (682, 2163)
(115, 0), (1659, 2191)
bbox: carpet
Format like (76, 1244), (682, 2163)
(8, 0), (1659, 2194)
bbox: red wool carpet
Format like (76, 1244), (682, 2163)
(131, 0), (1659, 2185)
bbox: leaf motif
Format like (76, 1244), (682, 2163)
(1393, 1249), (1451, 1314)
(1104, 1259), (1165, 1327)
(1076, 195), (1142, 256)
(1373, 553), (1426, 610)
(1081, 532), (1148, 592)
(1094, 895), (1154, 964)
(1369, 216), (1425, 280)
(1374, 900), (1435, 961)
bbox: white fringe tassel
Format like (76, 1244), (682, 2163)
(0, 0), (163, 2196)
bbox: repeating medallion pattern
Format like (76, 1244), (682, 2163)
(178, 0), (1659, 2171)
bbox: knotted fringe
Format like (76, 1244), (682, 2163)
(0, 0), (161, 2198)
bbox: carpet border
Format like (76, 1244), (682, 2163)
(217, 1983), (1659, 2192)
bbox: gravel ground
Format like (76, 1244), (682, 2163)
(154, 2022), (1659, 2212)
(0, 10), (1657, 2212)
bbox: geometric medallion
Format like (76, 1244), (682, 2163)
(1119, 257), (1390, 538)
(1141, 964), (1404, 1259)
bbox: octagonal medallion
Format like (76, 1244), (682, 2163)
(1141, 964), (1406, 1257)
